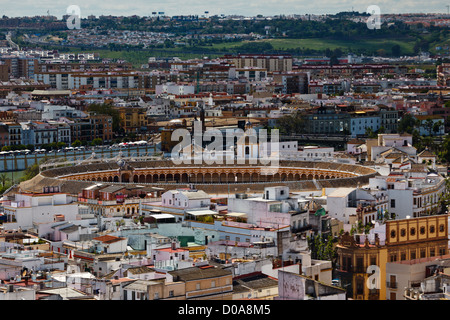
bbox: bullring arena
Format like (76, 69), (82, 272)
(18, 159), (379, 195)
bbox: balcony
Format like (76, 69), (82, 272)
(291, 224), (313, 233)
(386, 281), (398, 289)
(368, 289), (380, 300)
(353, 266), (366, 273)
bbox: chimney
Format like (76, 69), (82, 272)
(172, 242), (177, 250)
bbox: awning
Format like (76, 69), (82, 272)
(186, 209), (216, 216)
(149, 213), (175, 219)
(225, 212), (247, 217)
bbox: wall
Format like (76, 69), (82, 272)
(387, 189), (413, 220)
(277, 270), (306, 300)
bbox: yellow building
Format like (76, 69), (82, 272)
(117, 106), (149, 134)
(169, 265), (233, 300)
(336, 214), (448, 300)
(160, 119), (188, 152)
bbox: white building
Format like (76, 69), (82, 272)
(2, 192), (79, 231)
(155, 83), (195, 95)
(41, 105), (86, 120)
(277, 270), (346, 300)
(0, 285), (36, 300)
(350, 114), (381, 137)
(227, 186), (297, 228)
(141, 189), (211, 222)
(326, 187), (388, 224)
(91, 235), (128, 254)
(368, 171), (446, 219)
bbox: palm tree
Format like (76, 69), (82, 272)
(0, 173), (9, 187)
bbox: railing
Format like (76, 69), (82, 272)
(353, 266), (366, 273)
(368, 289), (380, 300)
(2, 200), (30, 208)
(386, 281), (398, 289)
(291, 224), (313, 233)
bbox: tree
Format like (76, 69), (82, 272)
(276, 111), (306, 135)
(398, 113), (418, 134)
(72, 139), (82, 147)
(391, 44), (401, 57)
(307, 234), (336, 261)
(432, 120), (443, 136)
(92, 138), (103, 146)
(439, 135), (450, 164)
(423, 118), (434, 136)
(0, 173), (9, 187)
(365, 127), (377, 139)
(20, 163), (39, 182)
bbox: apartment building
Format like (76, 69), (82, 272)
(273, 72), (309, 94)
(226, 54), (293, 72)
(386, 254), (450, 300)
(122, 278), (186, 300)
(304, 105), (351, 135)
(437, 63), (450, 86)
(336, 214), (448, 300)
(368, 170), (446, 219)
(4, 122), (22, 146)
(2, 190), (79, 231)
(168, 265), (233, 300)
(116, 106), (149, 134)
(326, 187), (389, 225)
(35, 70), (141, 90)
(0, 55), (38, 79)
(20, 121), (58, 146)
(141, 189), (212, 222)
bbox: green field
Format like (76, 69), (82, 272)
(1, 170), (26, 184)
(211, 38), (417, 55)
(52, 35), (447, 66)
(57, 48), (223, 68)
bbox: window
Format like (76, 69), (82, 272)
(420, 248), (426, 258)
(211, 280), (216, 288)
(430, 225), (435, 234)
(420, 227), (426, 235)
(400, 229), (406, 237)
(390, 230), (396, 238)
(410, 228), (416, 236)
(390, 199), (395, 208)
(169, 290), (174, 297)
(356, 279), (364, 295)
(439, 224), (445, 232)
(154, 292), (159, 300)
(196, 283), (201, 290)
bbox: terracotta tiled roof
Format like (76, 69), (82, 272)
(92, 235), (126, 244)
